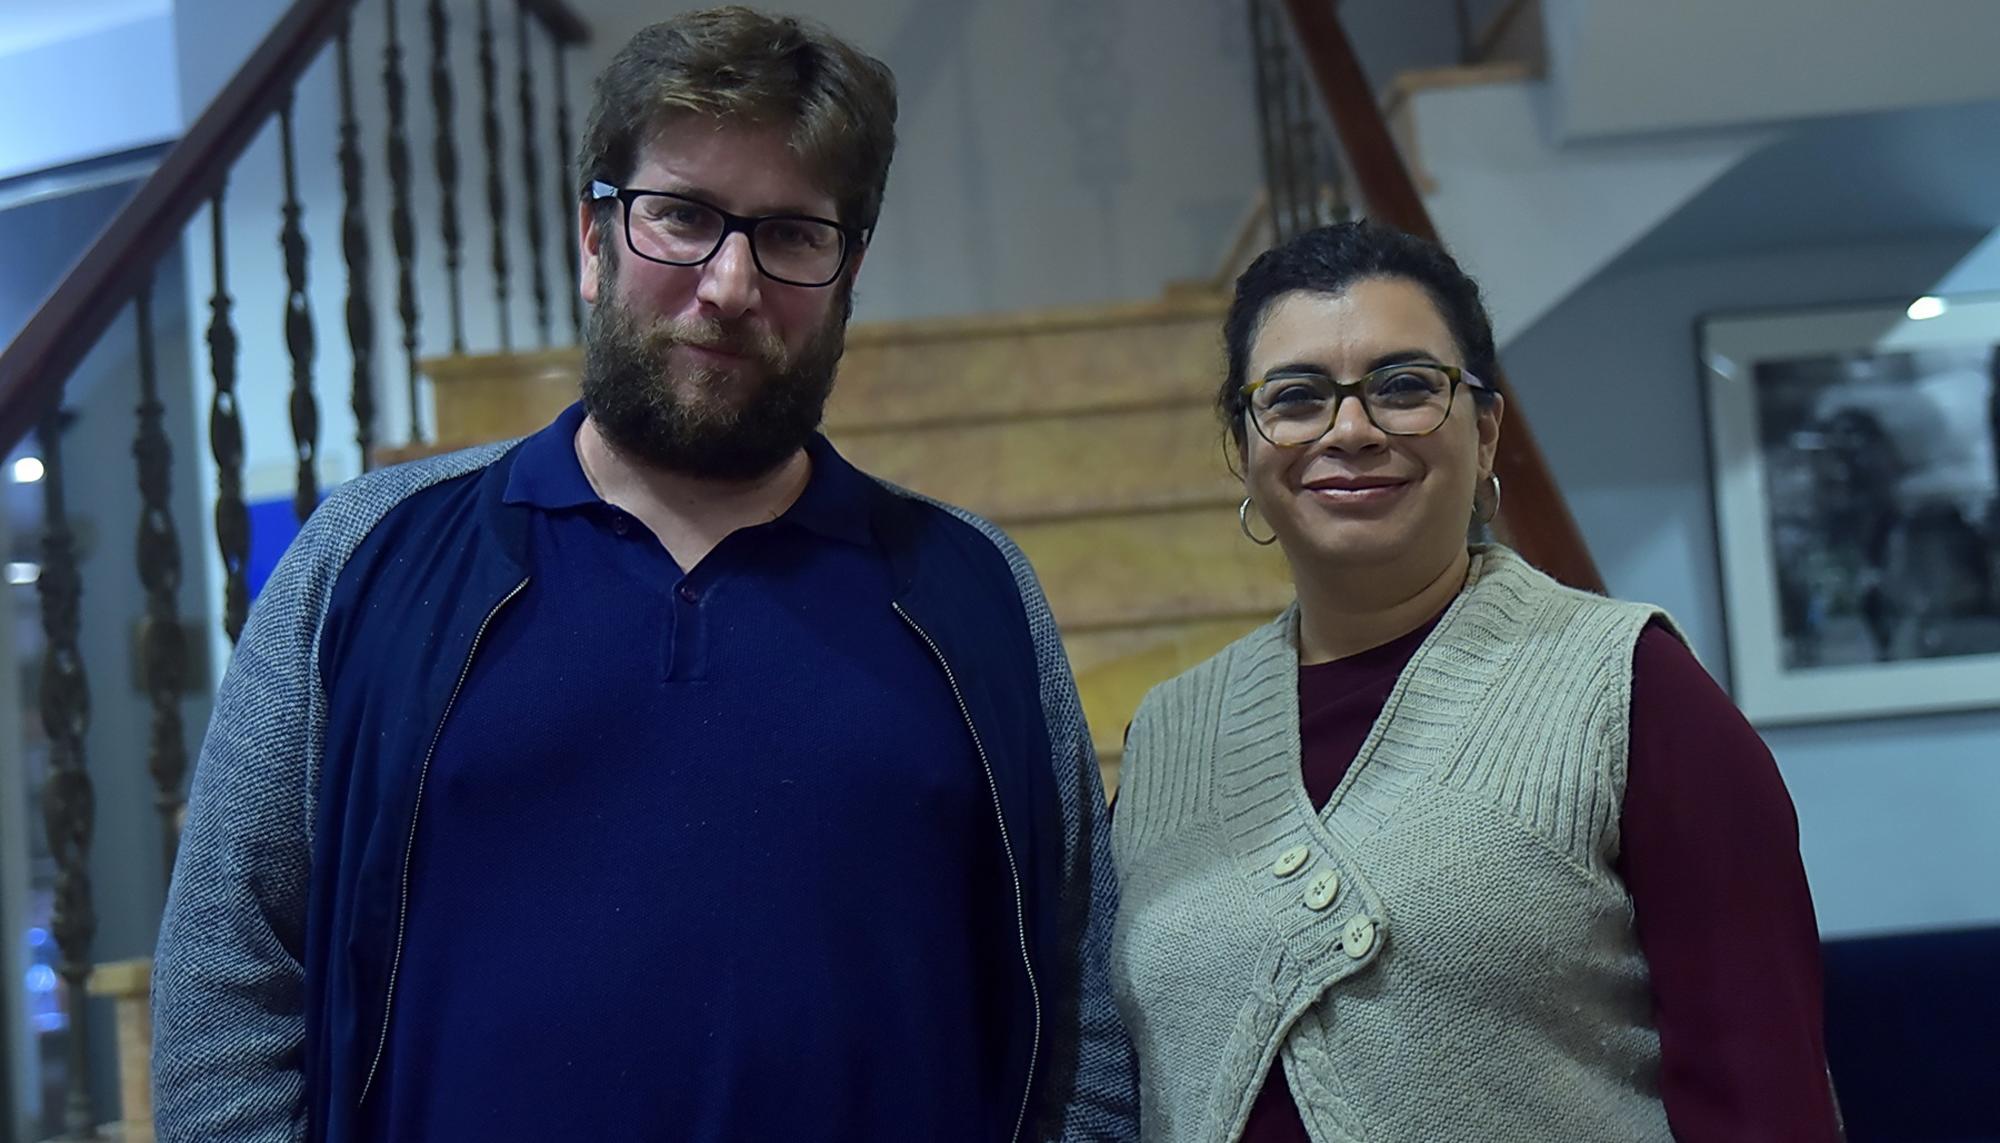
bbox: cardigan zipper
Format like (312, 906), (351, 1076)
(357, 575), (531, 1109)
(893, 602), (1042, 1143)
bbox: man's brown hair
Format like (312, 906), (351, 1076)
(578, 7), (898, 239)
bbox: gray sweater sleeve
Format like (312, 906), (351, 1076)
(936, 508), (1141, 1142)
(151, 445), (510, 1142)
(150, 503), (333, 1142)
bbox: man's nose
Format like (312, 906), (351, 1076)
(696, 230), (760, 318)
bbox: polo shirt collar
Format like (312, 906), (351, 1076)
(502, 401), (599, 510)
(503, 402), (873, 548)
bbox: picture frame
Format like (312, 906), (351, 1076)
(1699, 294), (2000, 726)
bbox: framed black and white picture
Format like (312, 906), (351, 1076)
(1700, 294), (2000, 725)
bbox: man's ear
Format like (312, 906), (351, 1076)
(580, 201), (607, 305)
(845, 240), (868, 289)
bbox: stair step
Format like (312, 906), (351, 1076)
(426, 349), (578, 447)
(1010, 504), (1290, 632)
(830, 294), (1226, 429)
(830, 400), (1235, 525)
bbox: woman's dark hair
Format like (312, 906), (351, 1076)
(1219, 220), (1500, 450)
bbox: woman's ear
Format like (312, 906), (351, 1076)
(1476, 392), (1505, 479)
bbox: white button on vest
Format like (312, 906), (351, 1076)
(1273, 845), (1310, 878)
(1342, 915), (1377, 959)
(1303, 869), (1340, 911)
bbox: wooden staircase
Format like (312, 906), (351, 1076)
(407, 292), (1292, 795)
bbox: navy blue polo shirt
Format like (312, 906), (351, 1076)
(366, 403), (1013, 1142)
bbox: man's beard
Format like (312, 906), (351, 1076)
(579, 283), (849, 481)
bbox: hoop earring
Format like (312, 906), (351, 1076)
(1239, 496), (1278, 546)
(1475, 472), (1503, 525)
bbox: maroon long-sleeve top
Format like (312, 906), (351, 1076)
(1232, 617), (1841, 1141)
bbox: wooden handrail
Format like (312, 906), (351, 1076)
(0, 0), (589, 459)
(1278, 0), (1606, 594)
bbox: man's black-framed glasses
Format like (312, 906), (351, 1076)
(1242, 361), (1490, 446)
(589, 181), (863, 288)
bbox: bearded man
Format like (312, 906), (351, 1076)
(150, 10), (1136, 1142)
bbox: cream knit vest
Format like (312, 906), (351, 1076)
(1109, 547), (1675, 1143)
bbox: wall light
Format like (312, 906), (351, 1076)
(1907, 296), (1948, 321)
(11, 456), (44, 483)
(6, 562), (41, 586)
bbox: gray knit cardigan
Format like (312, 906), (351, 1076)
(1109, 547), (1674, 1142)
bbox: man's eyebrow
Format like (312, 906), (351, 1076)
(637, 181), (833, 219)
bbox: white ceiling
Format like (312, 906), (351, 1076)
(0, 0), (168, 57)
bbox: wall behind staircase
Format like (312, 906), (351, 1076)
(1506, 228), (2000, 938)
